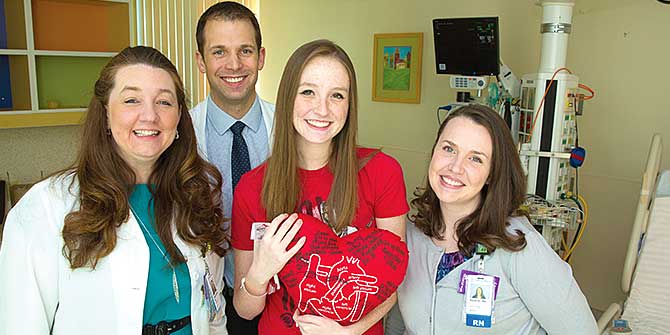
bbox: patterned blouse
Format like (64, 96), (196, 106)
(435, 250), (470, 283)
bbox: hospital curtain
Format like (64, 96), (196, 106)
(129, 0), (260, 106)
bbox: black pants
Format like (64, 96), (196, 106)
(224, 283), (261, 334)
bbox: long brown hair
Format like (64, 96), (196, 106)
(411, 104), (527, 255)
(262, 39), (359, 233)
(61, 46), (227, 269)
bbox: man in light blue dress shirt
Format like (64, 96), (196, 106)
(189, 2), (274, 334)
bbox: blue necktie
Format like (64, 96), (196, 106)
(230, 121), (251, 190)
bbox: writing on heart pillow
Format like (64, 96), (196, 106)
(278, 214), (408, 325)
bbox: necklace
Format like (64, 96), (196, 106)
(129, 205), (180, 304)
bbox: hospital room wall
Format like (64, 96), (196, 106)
(0, 126), (79, 184)
(566, 0), (670, 312)
(259, 0), (670, 312)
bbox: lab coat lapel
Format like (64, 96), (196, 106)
(109, 213), (149, 332)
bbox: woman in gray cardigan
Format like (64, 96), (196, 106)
(386, 104), (597, 335)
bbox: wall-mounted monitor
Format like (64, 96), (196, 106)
(433, 17), (500, 76)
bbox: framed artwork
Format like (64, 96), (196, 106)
(372, 32), (423, 104)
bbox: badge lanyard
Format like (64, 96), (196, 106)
(461, 243), (497, 329)
(475, 243), (489, 273)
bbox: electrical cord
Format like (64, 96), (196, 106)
(578, 83), (595, 100)
(564, 196), (584, 262)
(526, 69), (594, 140)
(559, 195), (584, 261)
(527, 67), (572, 140)
(562, 195), (588, 261)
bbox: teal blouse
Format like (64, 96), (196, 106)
(130, 185), (192, 335)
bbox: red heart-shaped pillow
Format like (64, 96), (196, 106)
(278, 214), (408, 325)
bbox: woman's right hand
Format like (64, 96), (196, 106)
(245, 213), (306, 293)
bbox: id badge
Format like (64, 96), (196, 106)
(250, 222), (269, 240)
(204, 265), (223, 321)
(463, 274), (495, 328)
(458, 270), (500, 299)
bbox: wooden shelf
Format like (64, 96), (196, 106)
(34, 50), (118, 57)
(0, 110), (85, 129)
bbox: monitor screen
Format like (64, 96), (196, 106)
(433, 17), (500, 76)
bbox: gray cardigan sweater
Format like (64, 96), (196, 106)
(386, 217), (597, 335)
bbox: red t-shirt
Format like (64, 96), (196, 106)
(231, 148), (409, 335)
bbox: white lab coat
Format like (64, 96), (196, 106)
(189, 95), (275, 160)
(0, 174), (228, 335)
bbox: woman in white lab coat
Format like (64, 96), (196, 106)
(0, 46), (228, 335)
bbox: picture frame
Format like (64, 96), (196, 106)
(372, 32), (423, 104)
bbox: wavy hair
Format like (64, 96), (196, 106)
(61, 46), (227, 269)
(411, 104), (527, 255)
(262, 39), (360, 233)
